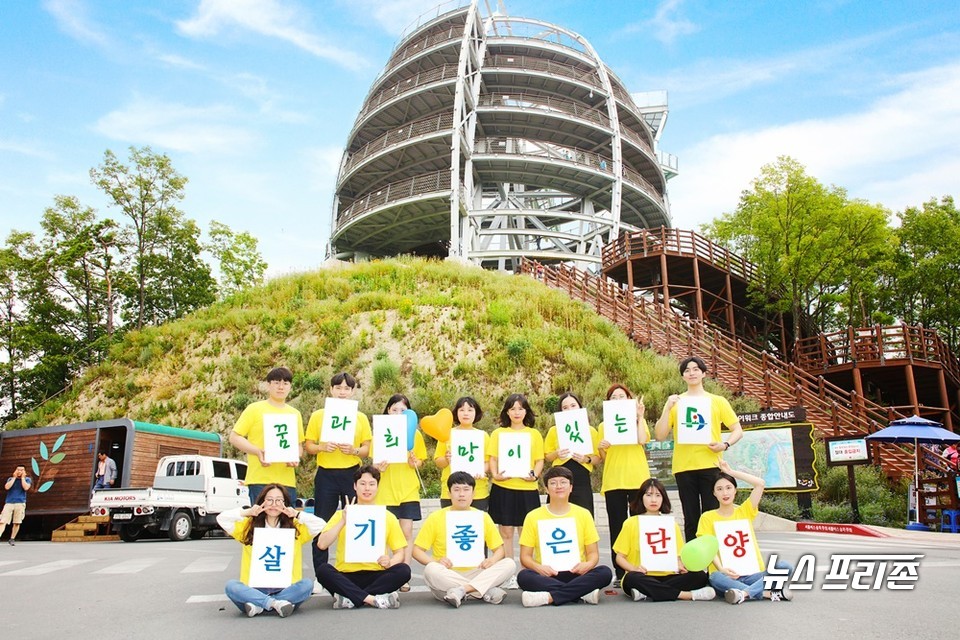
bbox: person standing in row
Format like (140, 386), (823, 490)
(597, 384), (650, 586)
(655, 356), (743, 542)
(543, 392), (600, 515)
(305, 372), (372, 574)
(230, 367), (304, 504)
(435, 397), (490, 510)
(488, 394), (544, 589)
(373, 393), (427, 593)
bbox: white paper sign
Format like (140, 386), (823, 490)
(714, 519), (762, 576)
(344, 504), (387, 564)
(262, 413), (300, 463)
(537, 517), (580, 571)
(553, 408), (593, 456)
(445, 509), (485, 567)
(320, 398), (359, 445)
(248, 527), (296, 588)
(639, 515), (679, 573)
(676, 398), (713, 445)
(450, 430), (485, 477)
(498, 431), (532, 478)
(602, 399), (639, 446)
(372, 414), (408, 464)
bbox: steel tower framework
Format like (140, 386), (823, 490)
(331, 0), (675, 270)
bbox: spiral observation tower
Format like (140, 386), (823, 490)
(330, 0), (677, 270)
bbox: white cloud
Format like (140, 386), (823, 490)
(43, 0), (110, 47)
(621, 0), (700, 46)
(0, 139), (53, 159)
(345, 0), (430, 37)
(93, 97), (256, 154)
(176, 0), (368, 70)
(303, 146), (345, 193)
(155, 53), (207, 71)
(667, 62), (960, 228)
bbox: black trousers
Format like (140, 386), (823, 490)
(675, 468), (720, 542)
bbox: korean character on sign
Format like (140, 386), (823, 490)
(273, 422), (291, 449)
(384, 428), (399, 449)
(451, 524), (479, 551)
(331, 415), (352, 431)
(614, 413), (628, 434)
(723, 530), (750, 558)
(644, 527), (670, 555)
(564, 421), (585, 444)
(258, 544), (286, 572)
(353, 518), (376, 546)
(545, 526), (574, 554)
(458, 441), (479, 462)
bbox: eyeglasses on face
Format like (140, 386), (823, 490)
(262, 497), (286, 505)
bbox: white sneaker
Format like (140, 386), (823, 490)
(770, 587), (793, 602)
(374, 591), (400, 609)
(503, 576), (519, 590)
(691, 586), (716, 601)
(724, 588), (747, 605)
(629, 589), (647, 602)
(332, 594), (354, 609)
(443, 586), (466, 608)
(244, 602), (264, 617)
(312, 580), (327, 595)
(580, 588), (600, 605)
(521, 591), (551, 607)
(272, 599), (294, 618)
(483, 587), (506, 604)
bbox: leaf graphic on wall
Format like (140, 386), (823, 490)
(38, 481), (54, 493)
(50, 453), (66, 464)
(39, 441), (49, 460)
(31, 457), (40, 476)
(52, 434), (66, 453)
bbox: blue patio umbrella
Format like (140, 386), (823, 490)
(866, 415), (960, 524)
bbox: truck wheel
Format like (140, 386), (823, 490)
(119, 524), (143, 542)
(189, 528), (206, 540)
(168, 511), (192, 541)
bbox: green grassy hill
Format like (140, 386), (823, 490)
(10, 257), (752, 495)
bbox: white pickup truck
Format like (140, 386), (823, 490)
(90, 455), (250, 542)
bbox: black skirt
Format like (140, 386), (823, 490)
(488, 484), (541, 526)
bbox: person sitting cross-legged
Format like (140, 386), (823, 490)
(315, 465), (411, 609)
(413, 471), (517, 607)
(516, 466), (612, 606)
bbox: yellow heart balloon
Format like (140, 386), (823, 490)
(420, 407), (454, 442)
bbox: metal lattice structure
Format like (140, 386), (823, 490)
(330, 0), (676, 270)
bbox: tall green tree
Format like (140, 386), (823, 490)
(706, 156), (892, 344)
(880, 196), (960, 351)
(207, 220), (268, 296)
(90, 146), (215, 327)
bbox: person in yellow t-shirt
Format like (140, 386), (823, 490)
(229, 367), (304, 504)
(516, 466), (612, 607)
(315, 466), (410, 609)
(597, 383), (650, 586)
(696, 460), (794, 604)
(489, 394), (544, 578)
(218, 484), (326, 617)
(655, 356), (744, 542)
(614, 478), (715, 602)
(373, 393), (426, 593)
(543, 392), (600, 515)
(434, 397), (491, 510)
(305, 372), (372, 574)
(413, 471), (516, 607)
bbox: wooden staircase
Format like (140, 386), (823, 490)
(521, 259), (949, 479)
(51, 515), (119, 542)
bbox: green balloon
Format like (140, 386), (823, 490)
(680, 534), (719, 572)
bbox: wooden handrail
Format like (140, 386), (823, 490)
(520, 258), (951, 478)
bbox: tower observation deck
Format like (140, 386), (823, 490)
(330, 0), (675, 270)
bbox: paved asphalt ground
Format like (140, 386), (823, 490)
(1, 525), (957, 640)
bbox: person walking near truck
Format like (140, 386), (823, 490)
(94, 451), (117, 489)
(1, 465), (32, 545)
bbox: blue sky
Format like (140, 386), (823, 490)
(2, 0), (958, 277)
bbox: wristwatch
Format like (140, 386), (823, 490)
(723, 442), (731, 450)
